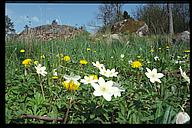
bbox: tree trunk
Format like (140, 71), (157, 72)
(167, 3), (174, 35)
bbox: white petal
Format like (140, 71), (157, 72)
(157, 73), (164, 78)
(103, 94), (112, 101)
(80, 79), (87, 84)
(106, 81), (113, 87)
(64, 75), (71, 80)
(145, 72), (151, 78)
(41, 67), (46, 70)
(146, 68), (151, 73)
(111, 69), (115, 72)
(176, 112), (190, 124)
(91, 83), (99, 90)
(179, 66), (182, 73)
(150, 78), (156, 83)
(152, 68), (157, 74)
(98, 77), (105, 85)
(93, 91), (102, 96)
(73, 75), (81, 81)
(156, 78), (161, 83)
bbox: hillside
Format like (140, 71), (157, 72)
(17, 22), (86, 41)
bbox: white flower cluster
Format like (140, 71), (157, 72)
(80, 61), (125, 101)
(92, 61), (118, 78)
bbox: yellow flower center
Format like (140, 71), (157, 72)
(101, 86), (106, 92)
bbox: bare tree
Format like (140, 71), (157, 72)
(167, 3), (174, 35)
(97, 3), (123, 26)
(97, 4), (114, 26)
(113, 3), (123, 22)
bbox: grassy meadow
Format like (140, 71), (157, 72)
(5, 33), (190, 124)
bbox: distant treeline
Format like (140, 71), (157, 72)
(134, 4), (189, 34)
(96, 3), (189, 35)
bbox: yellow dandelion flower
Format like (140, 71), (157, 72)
(20, 49), (25, 53)
(63, 55), (71, 62)
(131, 60), (142, 68)
(184, 50), (190, 53)
(93, 50), (96, 53)
(158, 48), (161, 50)
(62, 80), (80, 91)
(22, 59), (32, 67)
(80, 59), (88, 65)
(87, 48), (91, 51)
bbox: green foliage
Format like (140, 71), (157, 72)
(134, 4), (189, 34)
(5, 34), (190, 124)
(5, 15), (16, 36)
(123, 11), (134, 20)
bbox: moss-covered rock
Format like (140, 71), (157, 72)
(111, 19), (148, 36)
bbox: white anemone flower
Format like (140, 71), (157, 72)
(35, 64), (47, 76)
(91, 77), (114, 101)
(80, 75), (98, 84)
(64, 74), (81, 84)
(112, 82), (125, 98)
(176, 112), (190, 124)
(99, 67), (118, 78)
(99, 67), (110, 77)
(128, 60), (133, 64)
(154, 56), (159, 61)
(179, 66), (190, 84)
(92, 61), (104, 70)
(120, 54), (125, 58)
(53, 69), (58, 76)
(145, 68), (164, 83)
(108, 69), (118, 77)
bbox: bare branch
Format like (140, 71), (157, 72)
(20, 114), (64, 122)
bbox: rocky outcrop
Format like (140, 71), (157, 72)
(17, 22), (84, 41)
(171, 31), (190, 44)
(175, 31), (190, 43)
(135, 23), (148, 37)
(111, 19), (149, 36)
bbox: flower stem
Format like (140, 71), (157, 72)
(38, 74), (45, 99)
(64, 97), (73, 124)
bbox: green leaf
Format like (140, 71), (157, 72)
(120, 102), (126, 116)
(155, 101), (163, 124)
(132, 113), (137, 123)
(162, 106), (171, 124)
(90, 114), (95, 119)
(140, 115), (155, 122)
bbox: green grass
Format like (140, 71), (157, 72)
(5, 33), (190, 124)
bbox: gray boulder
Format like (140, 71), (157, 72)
(135, 23), (149, 37)
(175, 31), (190, 43)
